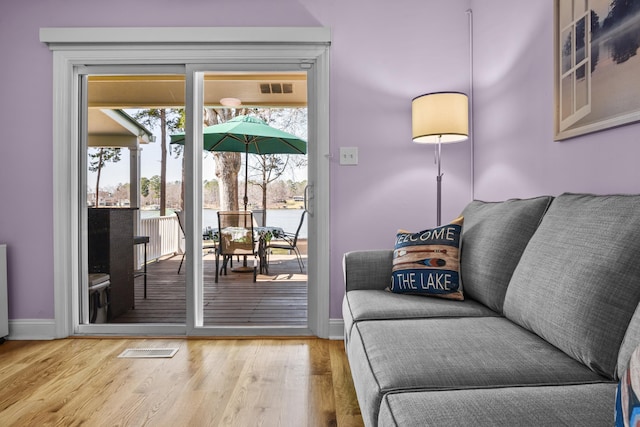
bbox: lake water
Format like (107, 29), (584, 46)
(142, 208), (307, 239)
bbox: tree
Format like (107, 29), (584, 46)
(248, 108), (308, 222)
(203, 179), (220, 208)
(88, 147), (121, 207)
(134, 109), (184, 216)
(140, 177), (150, 198)
(254, 154), (288, 214)
(163, 110), (187, 210)
(166, 180), (183, 209)
(165, 107), (242, 211)
(149, 175), (161, 204)
(204, 108), (245, 211)
(114, 183), (130, 206)
(602, 0), (640, 64)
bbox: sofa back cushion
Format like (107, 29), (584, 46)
(503, 193), (640, 378)
(460, 196), (552, 313)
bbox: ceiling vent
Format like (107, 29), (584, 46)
(260, 83), (293, 94)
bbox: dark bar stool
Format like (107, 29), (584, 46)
(133, 235), (150, 299)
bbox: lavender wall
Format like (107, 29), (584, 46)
(472, 1), (640, 201)
(0, 0), (473, 321)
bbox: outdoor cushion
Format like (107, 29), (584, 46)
(349, 316), (607, 427)
(460, 196), (552, 313)
(379, 383), (616, 427)
(389, 216), (464, 300)
(504, 193), (640, 378)
(342, 289), (498, 343)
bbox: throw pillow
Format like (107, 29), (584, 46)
(389, 216), (464, 300)
(616, 344), (640, 427)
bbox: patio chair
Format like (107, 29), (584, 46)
(266, 210), (306, 273)
(216, 210), (259, 283)
(175, 211), (217, 274)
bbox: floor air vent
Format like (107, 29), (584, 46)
(117, 348), (179, 358)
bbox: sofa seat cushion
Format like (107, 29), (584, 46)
(460, 196), (552, 313)
(504, 193), (640, 379)
(348, 317), (608, 427)
(343, 290), (498, 343)
(378, 383), (616, 427)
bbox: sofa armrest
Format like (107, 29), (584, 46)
(343, 250), (393, 292)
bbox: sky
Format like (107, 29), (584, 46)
(592, 0), (610, 22)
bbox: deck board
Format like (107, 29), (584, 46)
(111, 253), (308, 326)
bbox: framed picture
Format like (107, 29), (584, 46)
(554, 0), (640, 141)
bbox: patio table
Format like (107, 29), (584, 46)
(204, 226), (284, 275)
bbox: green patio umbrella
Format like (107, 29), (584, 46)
(170, 115), (307, 211)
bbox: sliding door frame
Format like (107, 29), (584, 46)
(41, 27), (331, 338)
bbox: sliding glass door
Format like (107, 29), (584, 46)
(76, 67), (312, 335)
(78, 68), (187, 334)
(200, 71), (308, 328)
(44, 27), (330, 338)
(185, 68), (311, 334)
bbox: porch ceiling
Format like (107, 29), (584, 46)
(88, 72), (308, 109)
(88, 109), (153, 148)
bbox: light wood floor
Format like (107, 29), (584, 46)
(112, 253), (307, 326)
(0, 337), (363, 427)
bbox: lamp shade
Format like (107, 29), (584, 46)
(412, 92), (469, 144)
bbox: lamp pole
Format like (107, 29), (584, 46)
(435, 135), (442, 227)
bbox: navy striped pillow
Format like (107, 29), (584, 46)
(390, 216), (464, 300)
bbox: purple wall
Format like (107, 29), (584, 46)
(472, 1), (640, 201)
(15, 0), (605, 323)
(0, 0), (474, 322)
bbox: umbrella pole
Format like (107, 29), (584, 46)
(233, 143), (252, 273)
(243, 144), (249, 211)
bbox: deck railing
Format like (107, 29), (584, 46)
(137, 215), (181, 265)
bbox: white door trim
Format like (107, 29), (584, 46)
(41, 27), (331, 338)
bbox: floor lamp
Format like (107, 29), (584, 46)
(412, 92), (469, 227)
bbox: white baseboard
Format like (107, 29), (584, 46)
(5, 319), (343, 341)
(329, 318), (345, 340)
(8, 319), (56, 340)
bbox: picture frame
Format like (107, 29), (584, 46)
(554, 0), (640, 141)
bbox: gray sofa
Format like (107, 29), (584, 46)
(343, 193), (640, 426)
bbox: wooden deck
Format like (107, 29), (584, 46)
(111, 252), (308, 326)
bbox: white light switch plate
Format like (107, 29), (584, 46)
(340, 147), (358, 165)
